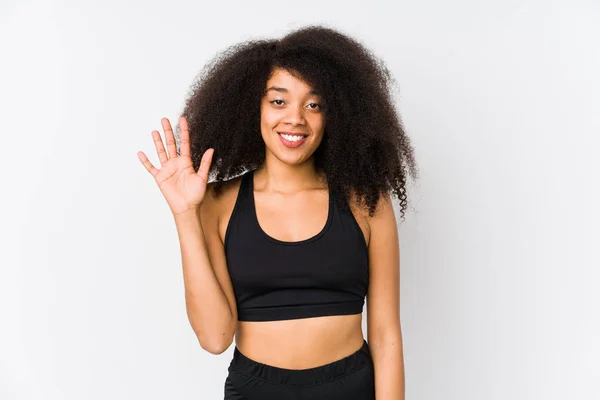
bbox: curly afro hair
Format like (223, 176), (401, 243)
(177, 24), (419, 221)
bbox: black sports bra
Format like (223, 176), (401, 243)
(224, 169), (369, 321)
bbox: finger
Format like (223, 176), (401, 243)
(137, 151), (159, 178)
(152, 130), (169, 165)
(179, 116), (190, 158)
(196, 148), (214, 182)
(161, 117), (178, 159)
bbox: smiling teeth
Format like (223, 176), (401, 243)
(281, 134), (304, 142)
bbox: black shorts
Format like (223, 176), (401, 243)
(224, 339), (375, 400)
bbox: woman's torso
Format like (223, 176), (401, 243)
(215, 170), (370, 369)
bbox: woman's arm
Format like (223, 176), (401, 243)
(366, 192), (405, 400)
(174, 184), (238, 354)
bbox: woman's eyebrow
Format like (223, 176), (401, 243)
(266, 86), (320, 95)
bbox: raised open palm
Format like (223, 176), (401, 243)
(137, 116), (214, 216)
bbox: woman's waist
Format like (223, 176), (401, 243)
(233, 313), (364, 369)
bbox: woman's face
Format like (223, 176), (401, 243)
(259, 68), (326, 166)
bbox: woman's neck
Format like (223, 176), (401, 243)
(254, 160), (326, 194)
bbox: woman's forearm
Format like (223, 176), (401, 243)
(173, 209), (235, 353)
(371, 331), (405, 400)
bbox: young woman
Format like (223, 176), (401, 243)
(138, 25), (418, 400)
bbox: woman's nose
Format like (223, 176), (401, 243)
(283, 104), (306, 125)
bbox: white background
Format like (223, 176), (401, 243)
(1, 0), (599, 399)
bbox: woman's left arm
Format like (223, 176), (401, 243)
(366, 192), (405, 400)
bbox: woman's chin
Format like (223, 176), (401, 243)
(266, 149), (313, 166)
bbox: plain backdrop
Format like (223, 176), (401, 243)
(1, 0), (599, 399)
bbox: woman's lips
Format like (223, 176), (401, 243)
(278, 132), (307, 148)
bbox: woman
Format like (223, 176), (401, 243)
(138, 25), (418, 400)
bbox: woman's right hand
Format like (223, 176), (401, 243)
(137, 116), (215, 217)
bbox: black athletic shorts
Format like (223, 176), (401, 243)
(224, 339), (376, 400)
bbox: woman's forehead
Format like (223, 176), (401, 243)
(266, 69), (318, 96)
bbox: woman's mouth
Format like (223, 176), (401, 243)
(278, 132), (308, 148)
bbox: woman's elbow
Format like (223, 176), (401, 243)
(197, 326), (235, 354)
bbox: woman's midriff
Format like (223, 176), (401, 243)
(233, 313), (365, 369)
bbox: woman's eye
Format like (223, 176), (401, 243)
(269, 100), (320, 109)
